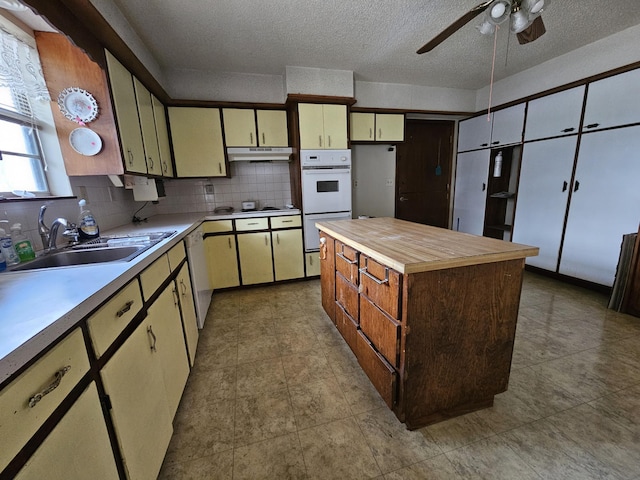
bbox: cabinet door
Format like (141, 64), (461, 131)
(133, 77), (162, 176)
(351, 112), (375, 141)
(148, 283), (190, 417)
(524, 86), (585, 141)
(298, 103), (324, 149)
(100, 318), (173, 480)
(205, 235), (240, 289)
(512, 137), (577, 271)
(257, 110), (288, 146)
(152, 95), (174, 177)
(376, 114), (404, 142)
(457, 114), (492, 152)
(177, 263), (199, 366)
(223, 108), (257, 147)
(322, 104), (348, 149)
(559, 126), (640, 286)
(305, 252), (321, 276)
(237, 232), (274, 285)
(490, 104), (525, 147)
(273, 229), (304, 281)
(168, 107), (226, 177)
(105, 50), (146, 174)
(583, 68), (640, 132)
(452, 150), (490, 235)
(14, 383), (119, 480)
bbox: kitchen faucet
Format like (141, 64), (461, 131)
(38, 205), (50, 250)
(38, 205), (78, 252)
(48, 218), (70, 252)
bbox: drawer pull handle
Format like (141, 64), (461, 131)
(147, 325), (157, 352)
(248, 222), (258, 225)
(281, 220), (293, 223)
(585, 123), (600, 129)
(360, 258), (389, 285)
(116, 300), (134, 318)
(28, 366), (71, 408)
(336, 252), (357, 265)
(561, 127), (575, 133)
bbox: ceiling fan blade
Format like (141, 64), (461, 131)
(416, 1), (493, 54)
(517, 16), (546, 45)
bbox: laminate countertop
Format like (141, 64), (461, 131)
(316, 217), (539, 274)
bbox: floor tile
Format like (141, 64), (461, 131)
(236, 356), (286, 398)
(383, 454), (464, 479)
(233, 433), (307, 480)
(289, 376), (351, 429)
(422, 412), (497, 453)
(158, 449), (234, 480)
(281, 350), (334, 385)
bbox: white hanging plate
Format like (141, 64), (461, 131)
(69, 128), (102, 156)
(58, 87), (99, 124)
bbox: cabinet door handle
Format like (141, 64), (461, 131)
(250, 132), (253, 144)
(369, 128), (372, 139)
(262, 132), (266, 144)
(360, 258), (389, 285)
(28, 366), (71, 408)
(228, 237), (232, 249)
(482, 183), (486, 192)
(172, 287), (179, 306)
(218, 162), (222, 174)
(574, 180), (580, 192)
(491, 141), (500, 145)
(561, 127), (575, 133)
(276, 233), (280, 245)
(148, 156), (154, 169)
(585, 123), (600, 129)
(328, 135), (332, 147)
(562, 181), (568, 192)
(127, 148), (133, 166)
(147, 325), (157, 352)
(378, 128), (382, 139)
(309, 255), (314, 266)
(180, 279), (188, 295)
(116, 300), (134, 318)
(319, 135), (322, 147)
(163, 161), (168, 173)
(480, 143), (489, 147)
(264, 234), (268, 245)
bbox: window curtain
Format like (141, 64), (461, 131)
(0, 27), (50, 113)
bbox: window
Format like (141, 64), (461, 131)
(0, 24), (51, 195)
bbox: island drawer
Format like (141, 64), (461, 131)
(360, 295), (400, 368)
(359, 255), (401, 319)
(335, 303), (358, 354)
(87, 279), (143, 358)
(236, 217), (268, 231)
(336, 271), (359, 320)
(335, 241), (359, 285)
(271, 215), (301, 229)
(0, 328), (90, 472)
(167, 241), (186, 271)
(354, 330), (396, 409)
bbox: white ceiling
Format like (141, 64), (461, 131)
(103, 0), (640, 91)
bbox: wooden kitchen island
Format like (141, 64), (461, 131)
(316, 218), (539, 429)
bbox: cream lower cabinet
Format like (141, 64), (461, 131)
(14, 383), (119, 480)
(176, 262), (199, 366)
(305, 252), (321, 276)
(237, 232), (274, 285)
(273, 229), (304, 281)
(205, 235), (240, 289)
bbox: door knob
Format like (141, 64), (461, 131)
(399, 196), (408, 202)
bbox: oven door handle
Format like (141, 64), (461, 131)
(302, 169), (350, 175)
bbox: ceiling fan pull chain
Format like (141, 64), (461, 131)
(487, 24), (500, 121)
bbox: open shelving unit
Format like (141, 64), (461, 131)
(483, 146), (521, 241)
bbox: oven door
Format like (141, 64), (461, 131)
(301, 167), (352, 214)
(303, 211), (352, 252)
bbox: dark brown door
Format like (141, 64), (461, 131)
(395, 120), (454, 227)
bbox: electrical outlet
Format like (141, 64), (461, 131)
(353, 180), (358, 187)
(204, 184), (214, 195)
(78, 185), (88, 201)
(385, 179), (394, 187)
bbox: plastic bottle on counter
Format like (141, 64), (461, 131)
(0, 250), (6, 272)
(0, 226), (20, 265)
(77, 199), (100, 240)
(11, 223), (36, 262)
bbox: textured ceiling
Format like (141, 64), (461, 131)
(108, 1), (640, 90)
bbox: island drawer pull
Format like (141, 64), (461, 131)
(337, 250), (357, 265)
(28, 366), (71, 408)
(360, 258), (389, 285)
(115, 300), (135, 317)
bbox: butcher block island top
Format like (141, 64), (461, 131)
(315, 218), (539, 429)
(315, 217), (539, 274)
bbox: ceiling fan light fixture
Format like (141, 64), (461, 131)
(522, 0), (550, 15)
(510, 7), (532, 33)
(487, 0), (512, 25)
(477, 19), (496, 35)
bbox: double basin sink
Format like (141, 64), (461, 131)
(11, 231), (176, 272)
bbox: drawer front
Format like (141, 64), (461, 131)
(203, 220), (233, 233)
(360, 295), (400, 368)
(335, 241), (359, 285)
(271, 215), (301, 229)
(236, 217), (268, 231)
(87, 279), (143, 358)
(359, 255), (401, 319)
(0, 328), (90, 471)
(335, 303), (358, 354)
(354, 330), (397, 409)
(167, 241), (186, 271)
(336, 271), (359, 320)
(140, 254), (171, 301)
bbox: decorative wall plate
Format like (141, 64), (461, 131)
(58, 87), (99, 124)
(69, 128), (102, 156)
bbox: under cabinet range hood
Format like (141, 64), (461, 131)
(227, 147), (293, 162)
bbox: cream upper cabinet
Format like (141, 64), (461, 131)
(457, 114), (492, 152)
(375, 114), (405, 142)
(257, 109), (288, 146)
(273, 229), (304, 281)
(14, 383), (119, 480)
(133, 77), (162, 176)
(490, 104), (525, 147)
(168, 107), (227, 177)
(205, 234), (240, 289)
(176, 263), (199, 366)
(299, 103), (347, 149)
(223, 108), (257, 147)
(105, 50), (147, 174)
(351, 113), (375, 141)
(152, 95), (174, 177)
(524, 86), (586, 141)
(582, 68), (640, 132)
(237, 232), (274, 285)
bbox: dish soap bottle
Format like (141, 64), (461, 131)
(0, 226), (20, 265)
(78, 199), (100, 240)
(11, 223), (35, 262)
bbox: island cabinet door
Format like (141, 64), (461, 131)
(319, 232), (336, 323)
(358, 255), (402, 320)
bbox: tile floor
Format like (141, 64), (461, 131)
(158, 273), (640, 479)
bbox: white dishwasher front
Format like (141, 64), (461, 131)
(185, 226), (213, 328)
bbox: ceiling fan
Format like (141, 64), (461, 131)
(417, 0), (551, 54)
